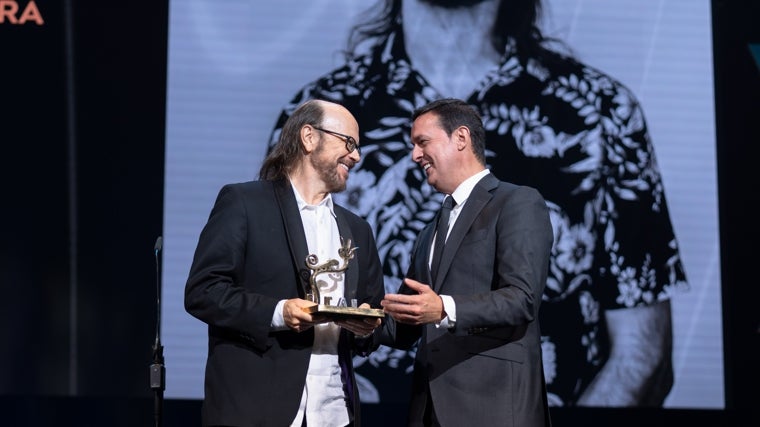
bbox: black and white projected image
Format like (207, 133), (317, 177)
(162, 0), (721, 409)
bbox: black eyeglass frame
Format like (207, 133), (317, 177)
(312, 126), (360, 155)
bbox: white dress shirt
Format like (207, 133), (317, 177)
(271, 185), (350, 427)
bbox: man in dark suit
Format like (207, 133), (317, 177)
(380, 98), (553, 426)
(185, 99), (385, 426)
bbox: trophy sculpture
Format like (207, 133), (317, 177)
(302, 237), (384, 319)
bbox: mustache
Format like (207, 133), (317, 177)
(339, 159), (357, 170)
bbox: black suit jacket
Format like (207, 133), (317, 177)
(380, 173), (553, 427)
(185, 179), (385, 426)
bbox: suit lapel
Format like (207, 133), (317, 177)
(334, 208), (358, 301)
(273, 180), (359, 300)
(272, 179), (312, 297)
(419, 222), (436, 283)
(334, 210), (359, 418)
(433, 174), (498, 292)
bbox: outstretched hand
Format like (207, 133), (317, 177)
(334, 303), (382, 337)
(381, 278), (445, 325)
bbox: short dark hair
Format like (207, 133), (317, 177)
(412, 98), (486, 165)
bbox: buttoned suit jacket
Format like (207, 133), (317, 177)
(185, 179), (385, 427)
(379, 173), (553, 427)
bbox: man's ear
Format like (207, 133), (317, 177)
(301, 125), (317, 154)
(455, 126), (470, 151)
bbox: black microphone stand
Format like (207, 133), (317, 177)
(149, 236), (165, 427)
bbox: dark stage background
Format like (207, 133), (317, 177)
(0, 1), (758, 426)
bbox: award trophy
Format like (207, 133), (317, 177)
(302, 237), (384, 320)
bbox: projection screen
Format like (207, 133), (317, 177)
(162, 0), (721, 408)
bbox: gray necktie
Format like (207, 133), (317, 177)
(431, 195), (454, 283)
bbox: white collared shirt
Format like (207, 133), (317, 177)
(272, 185), (349, 427)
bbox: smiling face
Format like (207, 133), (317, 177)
(310, 104), (361, 193)
(410, 111), (462, 194)
(311, 135), (356, 193)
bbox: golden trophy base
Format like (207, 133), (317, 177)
(303, 304), (385, 320)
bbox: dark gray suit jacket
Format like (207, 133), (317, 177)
(185, 179), (385, 426)
(380, 173), (553, 427)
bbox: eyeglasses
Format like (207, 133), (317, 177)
(312, 126), (360, 155)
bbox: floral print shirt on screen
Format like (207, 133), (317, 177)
(269, 29), (688, 406)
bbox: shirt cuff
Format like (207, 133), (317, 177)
(271, 299), (287, 329)
(436, 295), (456, 329)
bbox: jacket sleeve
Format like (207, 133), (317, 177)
(184, 184), (281, 352)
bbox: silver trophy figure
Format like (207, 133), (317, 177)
(302, 237), (383, 319)
(304, 237), (357, 304)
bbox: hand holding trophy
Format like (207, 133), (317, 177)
(302, 237), (384, 320)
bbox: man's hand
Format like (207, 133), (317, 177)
(283, 298), (327, 333)
(334, 303), (382, 337)
(380, 278), (444, 325)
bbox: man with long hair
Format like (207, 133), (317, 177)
(189, 100), (384, 426)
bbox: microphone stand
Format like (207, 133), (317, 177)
(149, 236), (165, 427)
